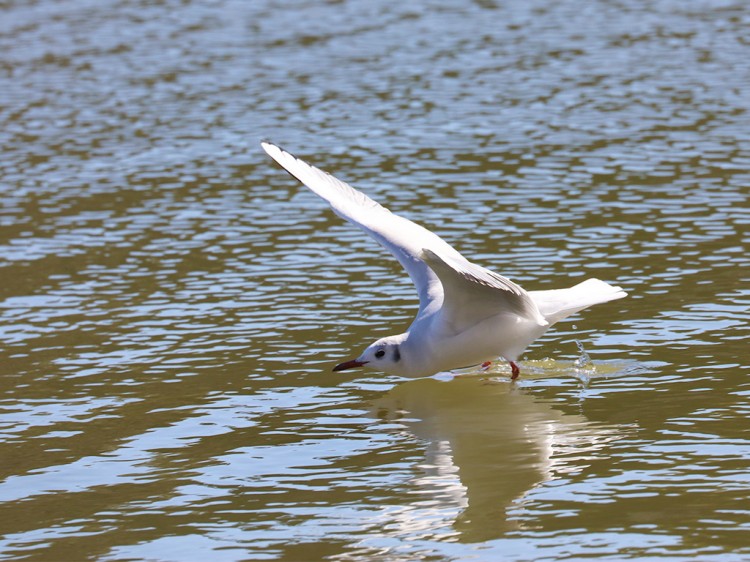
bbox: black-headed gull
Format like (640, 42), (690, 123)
(261, 142), (627, 380)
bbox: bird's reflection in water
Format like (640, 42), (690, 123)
(371, 376), (623, 542)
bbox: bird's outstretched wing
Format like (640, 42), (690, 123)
(261, 142), (546, 332)
(261, 142), (465, 312)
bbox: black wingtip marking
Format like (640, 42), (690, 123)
(261, 142), (310, 170)
(261, 142), (310, 184)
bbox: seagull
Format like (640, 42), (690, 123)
(261, 142), (627, 380)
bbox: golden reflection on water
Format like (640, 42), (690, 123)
(372, 377), (627, 542)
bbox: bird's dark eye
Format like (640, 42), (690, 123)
(375, 349), (385, 359)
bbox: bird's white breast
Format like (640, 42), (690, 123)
(404, 311), (550, 376)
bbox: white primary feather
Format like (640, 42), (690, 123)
(261, 141), (458, 313)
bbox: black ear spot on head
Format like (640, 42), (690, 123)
(393, 347), (401, 362)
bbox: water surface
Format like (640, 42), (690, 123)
(1, 0), (749, 560)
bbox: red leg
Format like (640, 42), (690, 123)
(480, 361), (492, 371)
(510, 361), (520, 381)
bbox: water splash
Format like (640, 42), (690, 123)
(573, 340), (591, 369)
(573, 340), (595, 386)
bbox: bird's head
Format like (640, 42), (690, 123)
(333, 335), (407, 376)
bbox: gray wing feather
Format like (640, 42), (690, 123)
(421, 248), (547, 330)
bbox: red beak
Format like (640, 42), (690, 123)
(333, 359), (368, 372)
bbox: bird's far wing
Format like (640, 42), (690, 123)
(261, 142), (465, 311)
(421, 248), (547, 332)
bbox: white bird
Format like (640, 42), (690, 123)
(261, 142), (627, 380)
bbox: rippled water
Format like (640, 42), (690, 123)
(1, 0), (749, 560)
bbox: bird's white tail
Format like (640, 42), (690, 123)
(529, 278), (627, 325)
